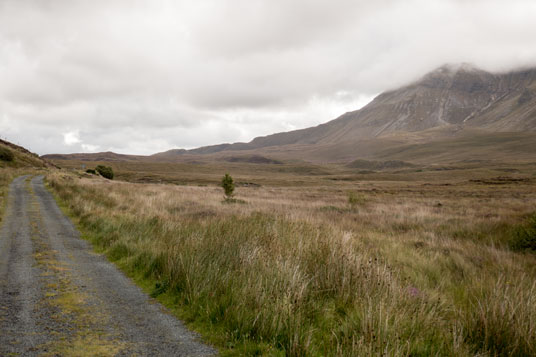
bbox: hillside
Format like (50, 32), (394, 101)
(152, 64), (536, 155)
(43, 151), (145, 163)
(0, 139), (48, 168)
(0, 139), (49, 226)
(43, 64), (536, 164)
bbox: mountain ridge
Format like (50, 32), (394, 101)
(43, 63), (536, 164)
(154, 63), (536, 155)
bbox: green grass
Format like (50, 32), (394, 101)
(510, 214), (536, 251)
(0, 169), (14, 225)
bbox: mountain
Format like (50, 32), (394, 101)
(43, 64), (536, 164)
(199, 64), (536, 148)
(151, 64), (536, 161)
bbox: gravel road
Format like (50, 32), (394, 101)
(0, 175), (216, 356)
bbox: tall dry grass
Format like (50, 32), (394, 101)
(47, 171), (536, 356)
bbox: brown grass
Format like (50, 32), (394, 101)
(46, 167), (536, 356)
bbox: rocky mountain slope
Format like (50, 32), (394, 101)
(44, 64), (536, 164)
(186, 64), (536, 150)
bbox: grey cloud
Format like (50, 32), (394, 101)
(190, 0), (379, 56)
(1, 0), (536, 154)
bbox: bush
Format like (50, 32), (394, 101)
(0, 147), (14, 162)
(96, 165), (114, 180)
(510, 214), (536, 251)
(348, 191), (366, 208)
(221, 173), (235, 198)
(86, 169), (97, 175)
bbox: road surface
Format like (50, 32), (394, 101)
(0, 175), (216, 356)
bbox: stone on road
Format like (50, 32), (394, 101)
(0, 175), (216, 356)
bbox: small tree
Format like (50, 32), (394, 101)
(221, 173), (235, 199)
(96, 165), (114, 180)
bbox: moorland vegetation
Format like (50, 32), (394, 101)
(46, 166), (536, 356)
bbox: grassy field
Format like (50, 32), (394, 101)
(44, 161), (536, 356)
(47, 157), (536, 186)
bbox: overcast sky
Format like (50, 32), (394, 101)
(1, 0), (536, 155)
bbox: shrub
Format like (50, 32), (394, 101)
(86, 169), (97, 175)
(0, 147), (14, 162)
(96, 165), (114, 180)
(348, 191), (366, 208)
(510, 214), (536, 251)
(221, 173), (234, 198)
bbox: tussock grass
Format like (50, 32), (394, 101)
(47, 171), (536, 356)
(0, 170), (13, 224)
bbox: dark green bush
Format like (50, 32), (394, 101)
(96, 165), (114, 180)
(510, 214), (536, 251)
(86, 169), (97, 175)
(0, 147), (14, 162)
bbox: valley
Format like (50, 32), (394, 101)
(43, 160), (536, 356)
(3, 63), (536, 356)
(3, 1), (536, 355)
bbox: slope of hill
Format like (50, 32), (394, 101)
(43, 151), (145, 162)
(209, 64), (536, 150)
(0, 139), (49, 226)
(43, 64), (536, 165)
(0, 139), (47, 168)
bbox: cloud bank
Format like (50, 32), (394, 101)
(1, 0), (535, 154)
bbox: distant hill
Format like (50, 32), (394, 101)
(43, 64), (536, 165)
(43, 151), (145, 162)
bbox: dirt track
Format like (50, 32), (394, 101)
(0, 175), (216, 356)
